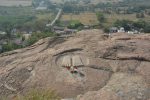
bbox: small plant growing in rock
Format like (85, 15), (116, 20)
(14, 89), (60, 100)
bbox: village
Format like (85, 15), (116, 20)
(0, 23), (143, 53)
(0, 0), (150, 53)
(0, 15), (146, 53)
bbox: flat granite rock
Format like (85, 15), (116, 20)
(0, 29), (149, 100)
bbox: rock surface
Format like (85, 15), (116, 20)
(0, 29), (149, 100)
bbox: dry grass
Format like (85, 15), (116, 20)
(61, 12), (150, 26)
(90, 0), (123, 4)
(7, 89), (60, 100)
(49, 0), (122, 4)
(105, 13), (150, 26)
(61, 12), (99, 25)
(36, 13), (54, 20)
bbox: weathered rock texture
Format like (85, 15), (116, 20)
(0, 29), (149, 100)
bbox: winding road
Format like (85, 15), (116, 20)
(46, 9), (62, 27)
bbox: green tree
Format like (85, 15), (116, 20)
(113, 20), (132, 31)
(136, 12), (145, 18)
(2, 22), (13, 38)
(27, 32), (55, 46)
(144, 23), (150, 33)
(96, 12), (106, 23)
(67, 20), (83, 29)
(2, 41), (22, 53)
(133, 20), (146, 29)
(104, 26), (109, 33)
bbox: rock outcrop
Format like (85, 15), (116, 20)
(0, 29), (149, 100)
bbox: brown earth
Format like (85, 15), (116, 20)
(0, 29), (149, 100)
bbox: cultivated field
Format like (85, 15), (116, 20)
(36, 13), (54, 20)
(61, 12), (99, 25)
(90, 0), (123, 4)
(0, 0), (32, 6)
(105, 13), (150, 24)
(49, 0), (123, 4)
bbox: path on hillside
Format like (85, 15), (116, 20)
(46, 9), (62, 27)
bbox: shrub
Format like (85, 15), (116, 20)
(136, 12), (145, 18)
(113, 20), (133, 31)
(144, 23), (150, 33)
(67, 20), (83, 29)
(27, 32), (55, 46)
(96, 12), (106, 23)
(104, 27), (109, 33)
(2, 42), (22, 53)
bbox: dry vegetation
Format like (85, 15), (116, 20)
(49, 0), (123, 4)
(90, 0), (123, 4)
(61, 12), (150, 26)
(1, 89), (60, 100)
(36, 13), (54, 20)
(61, 12), (99, 25)
(105, 13), (150, 25)
(15, 89), (60, 100)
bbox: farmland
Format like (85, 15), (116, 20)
(61, 12), (150, 26)
(49, 0), (123, 4)
(36, 13), (55, 20)
(61, 12), (99, 25)
(0, 0), (150, 55)
(105, 13), (150, 25)
(90, 0), (123, 4)
(0, 0), (32, 6)
(0, 6), (54, 32)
